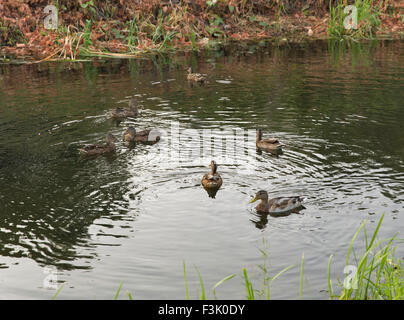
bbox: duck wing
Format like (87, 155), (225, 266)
(79, 143), (107, 154)
(268, 196), (305, 213)
(81, 144), (100, 151)
(262, 138), (280, 144)
(136, 129), (151, 137)
(208, 174), (221, 182)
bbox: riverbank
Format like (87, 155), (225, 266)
(1, 0), (403, 62)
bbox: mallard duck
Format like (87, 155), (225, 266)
(249, 190), (305, 214)
(256, 129), (283, 153)
(110, 98), (139, 119)
(79, 134), (117, 156)
(187, 67), (207, 83)
(124, 126), (160, 144)
(201, 160), (223, 190)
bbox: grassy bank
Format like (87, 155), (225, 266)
(1, 0), (403, 62)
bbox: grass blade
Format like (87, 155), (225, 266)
(242, 268), (254, 300)
(114, 281), (123, 300)
(299, 253), (304, 299)
(51, 282), (65, 300)
(194, 265), (206, 300)
(327, 254), (334, 299)
(183, 260), (189, 300)
(212, 274), (236, 299)
(346, 220), (366, 266)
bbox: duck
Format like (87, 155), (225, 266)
(79, 133), (117, 156)
(124, 126), (160, 144)
(187, 67), (207, 83)
(110, 98), (139, 119)
(249, 190), (305, 214)
(201, 160), (223, 190)
(256, 129), (283, 153)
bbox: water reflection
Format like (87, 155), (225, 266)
(202, 186), (221, 199)
(0, 40), (403, 299)
(250, 206), (306, 230)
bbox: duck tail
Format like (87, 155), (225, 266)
(298, 196), (307, 203)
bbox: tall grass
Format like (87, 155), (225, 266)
(328, 0), (381, 39)
(51, 215), (401, 300)
(183, 261), (236, 300)
(181, 214), (402, 300)
(331, 214), (403, 300)
(184, 238), (296, 300)
(299, 253), (305, 299)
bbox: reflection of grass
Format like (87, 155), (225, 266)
(327, 39), (378, 68)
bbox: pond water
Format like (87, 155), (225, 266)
(0, 40), (403, 299)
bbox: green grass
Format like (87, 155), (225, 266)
(127, 17), (139, 51)
(332, 214), (404, 300)
(299, 253), (304, 299)
(180, 214), (402, 300)
(183, 261), (236, 300)
(51, 214), (401, 300)
(113, 281), (123, 300)
(328, 0), (381, 39)
(83, 20), (93, 49)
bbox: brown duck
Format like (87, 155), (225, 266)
(250, 190), (305, 214)
(187, 67), (207, 83)
(79, 134), (117, 156)
(256, 129), (283, 153)
(124, 126), (160, 144)
(201, 160), (223, 190)
(110, 98), (139, 119)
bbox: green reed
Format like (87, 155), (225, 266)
(328, 0), (381, 39)
(51, 215), (401, 300)
(333, 214), (403, 300)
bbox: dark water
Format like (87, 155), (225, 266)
(0, 40), (403, 299)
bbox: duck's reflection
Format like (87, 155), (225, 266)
(250, 206), (305, 230)
(203, 186), (220, 198)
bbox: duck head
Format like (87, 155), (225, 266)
(209, 160), (218, 174)
(129, 98), (138, 111)
(250, 190), (269, 203)
(124, 126), (136, 141)
(106, 133), (117, 145)
(256, 128), (263, 142)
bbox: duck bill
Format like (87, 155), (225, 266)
(249, 196), (258, 203)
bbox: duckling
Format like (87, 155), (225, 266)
(256, 129), (283, 153)
(249, 190), (305, 214)
(201, 160), (223, 190)
(110, 98), (139, 119)
(79, 134), (117, 156)
(124, 126), (160, 144)
(187, 67), (207, 83)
